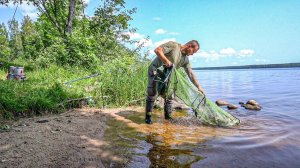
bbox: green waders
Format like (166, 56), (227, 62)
(145, 65), (174, 124)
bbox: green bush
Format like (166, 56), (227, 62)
(0, 59), (148, 120)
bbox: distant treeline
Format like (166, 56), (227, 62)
(193, 63), (300, 70)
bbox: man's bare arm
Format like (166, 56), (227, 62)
(154, 47), (172, 67)
(185, 67), (205, 95)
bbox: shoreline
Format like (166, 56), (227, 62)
(0, 107), (135, 167)
(193, 62), (300, 70)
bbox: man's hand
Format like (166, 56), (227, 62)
(198, 87), (205, 96)
(154, 46), (173, 68)
(165, 60), (173, 68)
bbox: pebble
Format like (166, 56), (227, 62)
(36, 120), (49, 123)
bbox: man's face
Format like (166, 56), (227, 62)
(186, 42), (199, 56)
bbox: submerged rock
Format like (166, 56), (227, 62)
(240, 100), (262, 111)
(154, 96), (189, 110)
(241, 103), (261, 111)
(154, 97), (164, 109)
(216, 100), (230, 106)
(247, 100), (260, 107)
(227, 104), (238, 110)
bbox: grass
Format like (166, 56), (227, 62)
(0, 58), (148, 121)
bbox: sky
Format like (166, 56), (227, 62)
(1, 0), (300, 67)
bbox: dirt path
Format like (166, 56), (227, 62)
(0, 108), (134, 168)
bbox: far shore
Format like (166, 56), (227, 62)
(193, 62), (300, 70)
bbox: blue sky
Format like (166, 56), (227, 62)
(1, 0), (300, 67)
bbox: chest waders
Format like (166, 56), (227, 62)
(145, 65), (174, 124)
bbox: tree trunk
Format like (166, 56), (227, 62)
(66, 0), (76, 35)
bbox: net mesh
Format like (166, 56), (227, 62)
(155, 66), (240, 127)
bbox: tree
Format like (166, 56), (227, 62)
(0, 0), (83, 37)
(21, 15), (41, 60)
(0, 23), (11, 59)
(1, 0), (141, 67)
(8, 19), (23, 59)
(89, 0), (137, 62)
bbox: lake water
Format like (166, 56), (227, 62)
(190, 68), (300, 167)
(105, 68), (300, 168)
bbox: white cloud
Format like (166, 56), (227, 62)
(125, 32), (152, 48)
(168, 32), (180, 36)
(149, 49), (155, 55)
(125, 32), (145, 40)
(19, 4), (38, 20)
(155, 28), (167, 35)
(140, 38), (177, 56)
(153, 17), (161, 21)
(220, 48), (236, 56)
(192, 48), (255, 63)
(136, 38), (153, 48)
(0, 2), (14, 8)
(239, 49), (255, 57)
(83, 0), (90, 4)
(122, 31), (153, 50)
(196, 50), (222, 62)
(154, 38), (176, 47)
(0, 0), (92, 20)
(25, 12), (38, 19)
(1, 1), (38, 20)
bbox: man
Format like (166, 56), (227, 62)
(145, 40), (205, 124)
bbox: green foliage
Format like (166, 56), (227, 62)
(91, 0), (136, 38)
(65, 30), (100, 67)
(0, 0), (150, 120)
(0, 23), (11, 59)
(8, 19), (23, 59)
(1, 0), (140, 68)
(21, 16), (41, 61)
(0, 62), (84, 119)
(0, 58), (149, 119)
(98, 57), (148, 106)
(37, 37), (68, 67)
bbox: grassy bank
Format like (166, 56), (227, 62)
(0, 59), (148, 121)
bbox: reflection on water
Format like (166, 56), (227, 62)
(103, 68), (300, 167)
(146, 133), (204, 168)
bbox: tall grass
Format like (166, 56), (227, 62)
(0, 59), (148, 120)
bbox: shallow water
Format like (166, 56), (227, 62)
(104, 68), (300, 167)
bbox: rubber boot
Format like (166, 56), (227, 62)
(164, 99), (173, 120)
(145, 100), (154, 124)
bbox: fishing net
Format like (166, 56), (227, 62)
(154, 65), (240, 127)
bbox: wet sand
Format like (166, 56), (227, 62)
(1, 106), (300, 168)
(0, 108), (117, 168)
(0, 107), (230, 168)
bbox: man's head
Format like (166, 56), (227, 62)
(182, 40), (200, 56)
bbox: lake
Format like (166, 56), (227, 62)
(106, 68), (300, 167)
(189, 68), (300, 167)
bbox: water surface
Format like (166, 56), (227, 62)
(104, 68), (300, 167)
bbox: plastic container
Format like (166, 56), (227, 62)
(6, 66), (26, 81)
